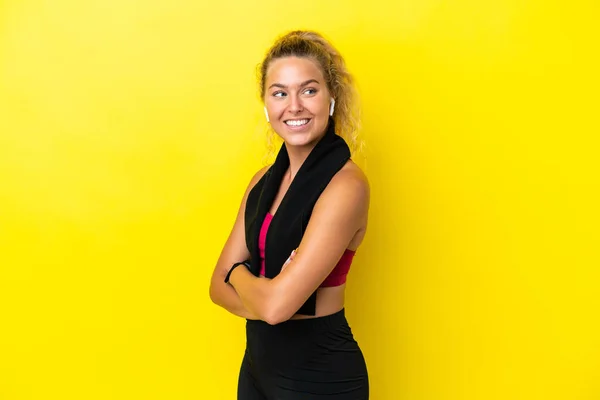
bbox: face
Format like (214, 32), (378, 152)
(264, 56), (332, 148)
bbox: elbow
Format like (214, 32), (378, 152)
(209, 280), (222, 307)
(209, 286), (217, 304)
(262, 312), (281, 326)
(261, 300), (295, 326)
(209, 286), (218, 306)
(259, 284), (299, 325)
(262, 312), (285, 326)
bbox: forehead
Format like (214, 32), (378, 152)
(265, 56), (325, 86)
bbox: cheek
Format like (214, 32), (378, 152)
(306, 98), (330, 116)
(265, 101), (283, 116)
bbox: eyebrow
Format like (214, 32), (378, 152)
(268, 79), (320, 90)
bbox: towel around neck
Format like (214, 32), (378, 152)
(244, 118), (351, 315)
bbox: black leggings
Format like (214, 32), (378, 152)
(238, 308), (369, 400)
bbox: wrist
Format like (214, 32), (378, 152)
(229, 264), (244, 286)
(224, 261), (250, 285)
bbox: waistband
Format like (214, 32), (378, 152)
(246, 308), (347, 333)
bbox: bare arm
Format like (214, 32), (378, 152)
(208, 166), (269, 319)
(229, 167), (370, 325)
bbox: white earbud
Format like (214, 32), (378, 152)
(264, 106), (270, 123)
(329, 98), (336, 116)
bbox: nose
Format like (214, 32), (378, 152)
(288, 93), (304, 114)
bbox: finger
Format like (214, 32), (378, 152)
(282, 249), (298, 271)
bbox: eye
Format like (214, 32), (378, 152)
(272, 91), (287, 98)
(303, 88), (317, 95)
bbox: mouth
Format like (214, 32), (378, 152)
(284, 118), (311, 127)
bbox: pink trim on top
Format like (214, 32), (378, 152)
(258, 213), (273, 276)
(258, 212), (355, 287)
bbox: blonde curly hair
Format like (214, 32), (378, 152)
(257, 30), (363, 161)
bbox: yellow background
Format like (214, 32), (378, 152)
(1, 0), (598, 399)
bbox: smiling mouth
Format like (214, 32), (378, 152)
(284, 118), (311, 127)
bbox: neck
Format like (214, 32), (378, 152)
(281, 118), (334, 181)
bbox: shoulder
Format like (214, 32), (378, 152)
(247, 165), (271, 190)
(317, 160), (370, 215)
(237, 165), (271, 206)
(329, 160), (369, 199)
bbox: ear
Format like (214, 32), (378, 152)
(329, 98), (336, 116)
(264, 106), (270, 123)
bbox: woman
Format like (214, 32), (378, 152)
(209, 30), (370, 400)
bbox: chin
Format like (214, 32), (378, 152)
(280, 134), (317, 148)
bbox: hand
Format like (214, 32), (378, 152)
(281, 249), (297, 272)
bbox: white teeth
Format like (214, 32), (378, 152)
(285, 119), (309, 126)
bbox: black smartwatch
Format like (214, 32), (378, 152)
(224, 261), (250, 284)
